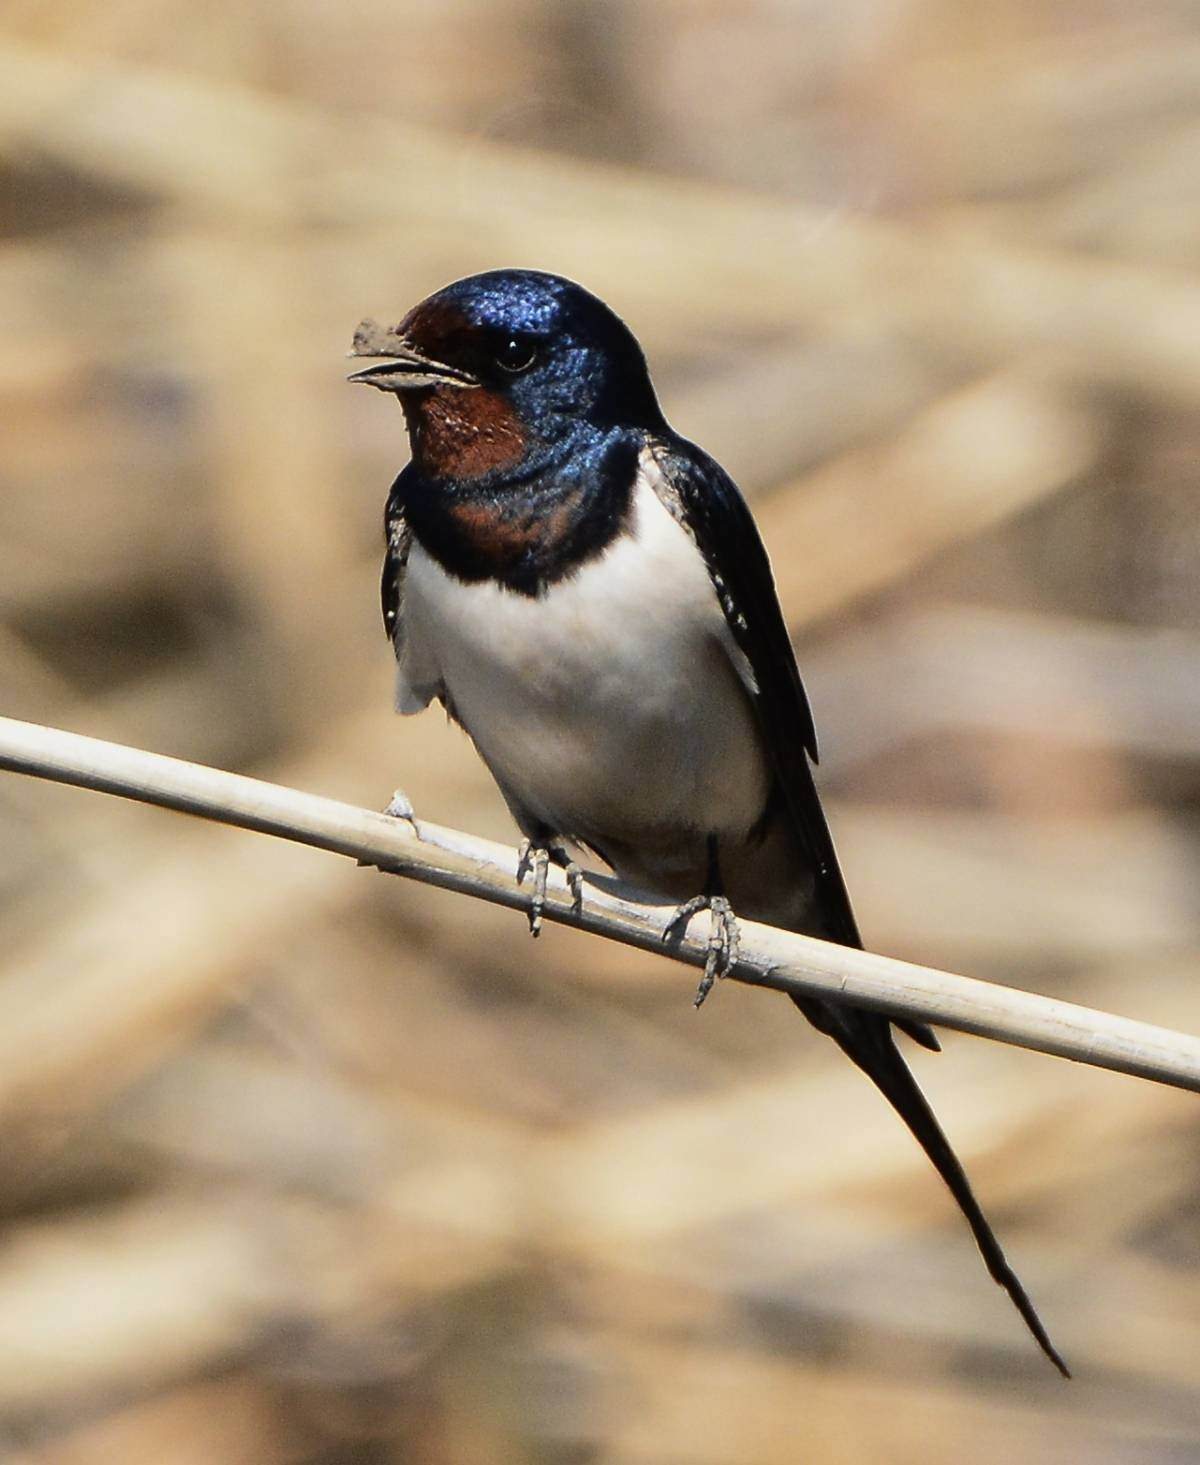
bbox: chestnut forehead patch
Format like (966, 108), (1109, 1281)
(399, 298), (477, 363)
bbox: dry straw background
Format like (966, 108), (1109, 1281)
(3, 1), (1200, 1460)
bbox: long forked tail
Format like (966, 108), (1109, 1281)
(792, 995), (1070, 1378)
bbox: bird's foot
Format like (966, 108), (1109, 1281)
(664, 893), (741, 1007)
(358, 788), (420, 867)
(516, 838), (583, 937)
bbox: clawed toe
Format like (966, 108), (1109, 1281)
(663, 892), (708, 944)
(517, 838), (584, 936)
(516, 838), (549, 935)
(663, 893), (741, 1007)
(563, 859), (584, 913)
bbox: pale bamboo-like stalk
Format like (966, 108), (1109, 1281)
(0, 714), (1198, 1094)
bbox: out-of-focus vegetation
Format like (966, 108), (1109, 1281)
(1, 2), (1199, 1460)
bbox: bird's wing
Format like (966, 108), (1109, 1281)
(381, 469), (443, 714)
(644, 435), (1067, 1375)
(645, 433), (933, 1045)
(643, 435), (860, 945)
(381, 471), (411, 647)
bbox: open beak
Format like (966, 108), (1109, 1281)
(347, 318), (478, 392)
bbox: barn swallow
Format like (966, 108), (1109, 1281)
(349, 268), (1068, 1376)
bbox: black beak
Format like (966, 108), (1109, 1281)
(347, 318), (478, 392)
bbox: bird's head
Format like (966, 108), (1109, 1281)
(348, 269), (664, 485)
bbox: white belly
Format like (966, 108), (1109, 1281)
(398, 471), (770, 855)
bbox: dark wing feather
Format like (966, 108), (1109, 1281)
(645, 436), (865, 947)
(647, 434), (1068, 1377)
(647, 434), (932, 1048)
(381, 470), (413, 650)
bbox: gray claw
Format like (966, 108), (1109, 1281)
(563, 860), (584, 915)
(516, 838), (550, 936)
(517, 838), (583, 936)
(664, 893), (708, 945)
(663, 893), (740, 1007)
(694, 895), (739, 1007)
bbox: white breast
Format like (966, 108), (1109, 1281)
(397, 461), (770, 852)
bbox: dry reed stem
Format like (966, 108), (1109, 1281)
(0, 715), (1198, 1094)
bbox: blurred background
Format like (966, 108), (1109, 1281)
(1, 0), (1200, 1460)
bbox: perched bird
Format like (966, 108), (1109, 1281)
(349, 268), (1068, 1376)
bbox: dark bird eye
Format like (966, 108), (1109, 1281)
(496, 337), (537, 373)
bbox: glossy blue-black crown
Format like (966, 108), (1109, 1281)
(424, 269), (666, 431)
